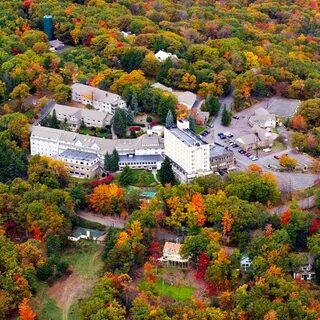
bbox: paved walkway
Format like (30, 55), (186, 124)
(33, 100), (55, 126)
(152, 170), (161, 184)
(269, 195), (316, 215)
(77, 210), (126, 228)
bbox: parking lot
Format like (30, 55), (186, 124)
(200, 96), (318, 190)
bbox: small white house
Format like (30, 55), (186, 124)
(68, 227), (105, 243)
(49, 39), (65, 51)
(293, 255), (316, 281)
(155, 50), (178, 62)
(240, 255), (252, 272)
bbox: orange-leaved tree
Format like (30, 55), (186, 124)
(221, 211), (233, 243)
(89, 183), (123, 215)
(291, 114), (307, 131)
(18, 298), (36, 320)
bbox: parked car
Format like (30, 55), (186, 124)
(224, 132), (233, 138)
(274, 155), (280, 160)
(249, 155), (255, 160)
(220, 135), (226, 139)
(239, 149), (245, 154)
(246, 153), (252, 157)
(233, 116), (240, 120)
(232, 143), (239, 148)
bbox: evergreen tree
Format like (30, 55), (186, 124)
(113, 109), (127, 137)
(188, 116), (196, 132)
(126, 110), (134, 126)
(110, 149), (119, 172)
(221, 106), (231, 126)
(130, 93), (139, 115)
(104, 152), (111, 171)
(119, 165), (133, 186)
(49, 109), (60, 129)
(159, 156), (175, 185)
(79, 119), (86, 130)
(208, 95), (221, 116)
(165, 109), (174, 128)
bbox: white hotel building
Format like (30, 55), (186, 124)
(30, 126), (164, 179)
(164, 120), (212, 183)
(51, 103), (112, 130)
(71, 83), (127, 114)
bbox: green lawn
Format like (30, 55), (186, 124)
(114, 169), (158, 187)
(33, 282), (62, 320)
(155, 279), (194, 301)
(194, 125), (205, 134)
(38, 294), (62, 320)
(60, 240), (104, 278)
(130, 169), (157, 187)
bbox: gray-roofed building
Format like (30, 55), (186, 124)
(51, 103), (111, 130)
(173, 91), (197, 109)
(235, 124), (278, 151)
(210, 144), (235, 171)
(30, 126), (164, 178)
(248, 107), (276, 129)
(71, 83), (126, 114)
(151, 83), (197, 110)
(49, 39), (65, 51)
(151, 82), (173, 92)
(68, 227), (105, 243)
(119, 154), (164, 170)
(58, 149), (100, 178)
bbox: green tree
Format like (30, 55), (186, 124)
(203, 95), (220, 116)
(0, 80), (6, 101)
(49, 109), (60, 129)
(165, 109), (174, 128)
(113, 109), (127, 138)
(104, 152), (111, 171)
(188, 116), (196, 132)
(221, 106), (231, 126)
(119, 166), (133, 186)
(0, 140), (27, 183)
(119, 49), (145, 73)
(110, 149), (119, 172)
(159, 156), (175, 185)
(69, 185), (87, 209)
(53, 84), (71, 103)
(79, 119), (86, 130)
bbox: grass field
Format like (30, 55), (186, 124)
(114, 169), (158, 187)
(194, 125), (205, 134)
(155, 279), (194, 301)
(38, 294), (62, 320)
(33, 282), (62, 320)
(34, 240), (104, 320)
(60, 241), (104, 278)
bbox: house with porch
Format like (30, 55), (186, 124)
(159, 242), (190, 269)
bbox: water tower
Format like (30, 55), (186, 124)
(43, 15), (53, 41)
